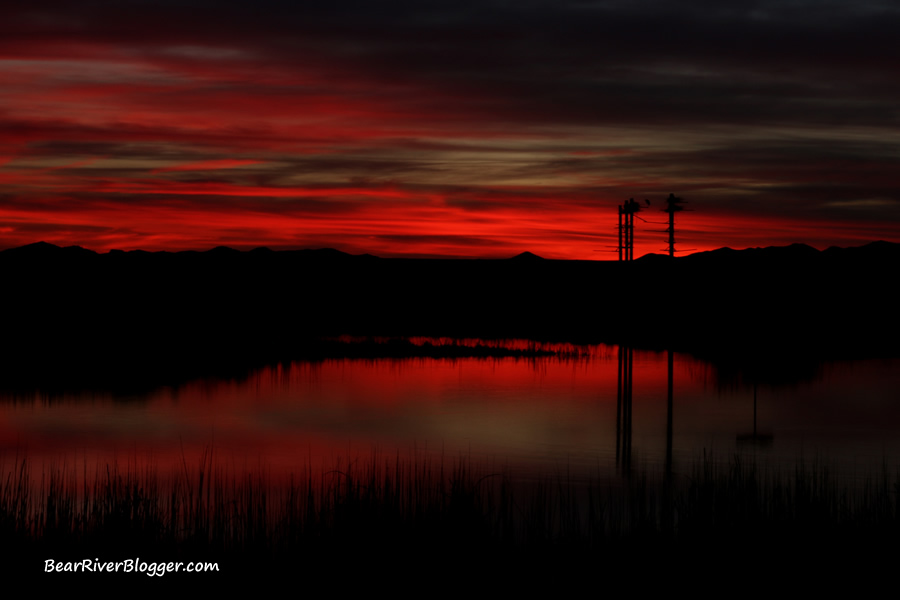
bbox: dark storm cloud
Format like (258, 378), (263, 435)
(8, 0), (900, 130)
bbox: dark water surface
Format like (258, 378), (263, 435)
(2, 340), (899, 484)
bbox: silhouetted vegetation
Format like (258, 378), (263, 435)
(5, 450), (900, 583)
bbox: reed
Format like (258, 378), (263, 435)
(3, 450), (900, 564)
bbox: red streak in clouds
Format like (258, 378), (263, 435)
(0, 173), (894, 257)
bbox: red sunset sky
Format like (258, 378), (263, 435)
(1, 1), (898, 259)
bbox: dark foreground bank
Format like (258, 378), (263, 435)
(3, 452), (900, 590)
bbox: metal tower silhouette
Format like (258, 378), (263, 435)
(662, 193), (685, 257)
(618, 198), (643, 261)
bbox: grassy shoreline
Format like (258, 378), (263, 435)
(4, 451), (900, 563)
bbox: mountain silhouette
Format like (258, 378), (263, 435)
(0, 241), (896, 388)
(509, 251), (545, 262)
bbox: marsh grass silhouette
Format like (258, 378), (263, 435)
(4, 449), (900, 581)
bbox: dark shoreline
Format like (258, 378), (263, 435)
(1, 240), (897, 389)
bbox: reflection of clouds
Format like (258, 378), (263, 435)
(2, 404), (196, 442)
(1, 352), (899, 480)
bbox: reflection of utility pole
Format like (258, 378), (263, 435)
(662, 347), (675, 536)
(616, 343), (633, 474)
(666, 348), (674, 475)
(737, 382), (774, 444)
(663, 193), (685, 257)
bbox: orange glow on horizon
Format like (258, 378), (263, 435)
(0, 181), (894, 258)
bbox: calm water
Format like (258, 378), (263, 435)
(2, 340), (899, 483)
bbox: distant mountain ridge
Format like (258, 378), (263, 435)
(3, 240), (896, 261)
(640, 240), (899, 263)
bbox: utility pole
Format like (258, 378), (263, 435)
(618, 198), (642, 261)
(663, 193), (684, 257)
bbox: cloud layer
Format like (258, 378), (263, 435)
(1, 1), (898, 257)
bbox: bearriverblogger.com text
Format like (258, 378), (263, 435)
(45, 558), (218, 577)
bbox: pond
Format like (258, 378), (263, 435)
(3, 339), (898, 486)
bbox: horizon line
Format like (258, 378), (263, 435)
(0, 239), (895, 261)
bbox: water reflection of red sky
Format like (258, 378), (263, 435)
(0, 345), (683, 481)
(2, 349), (898, 487)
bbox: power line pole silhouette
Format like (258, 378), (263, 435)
(618, 198), (642, 261)
(663, 193), (685, 257)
